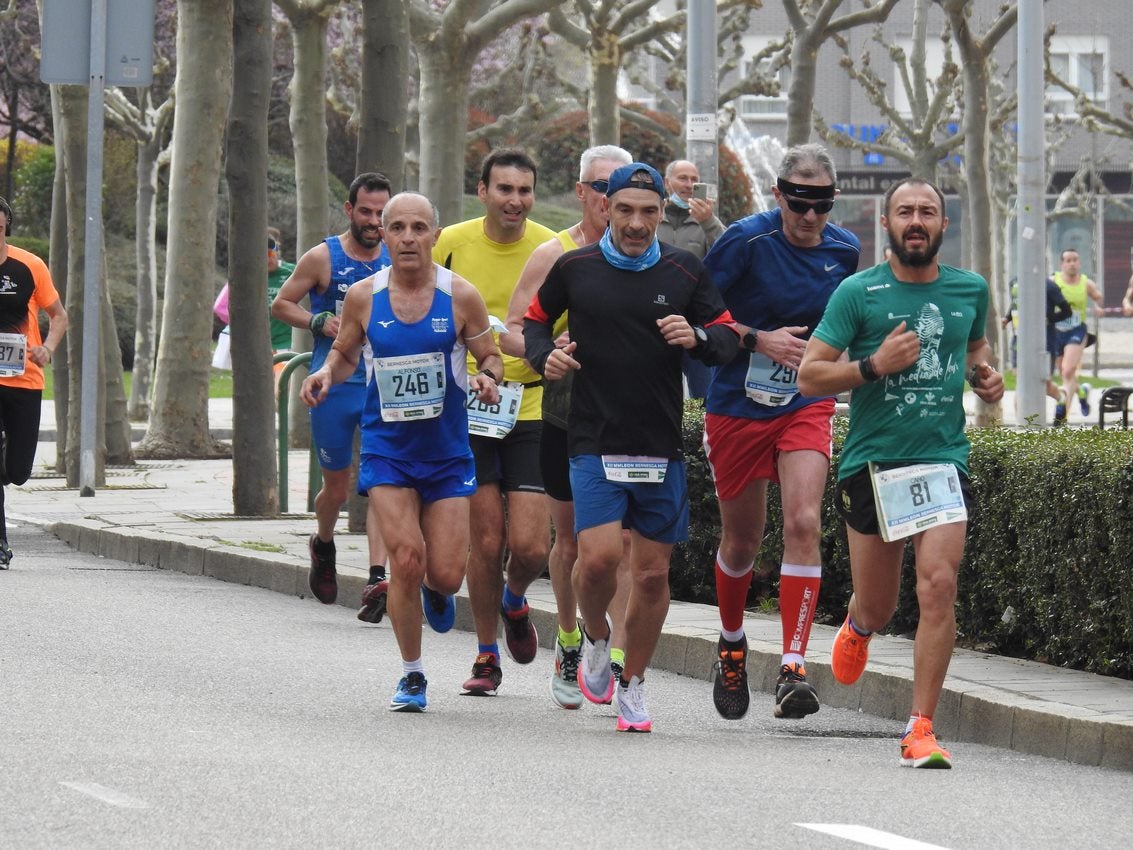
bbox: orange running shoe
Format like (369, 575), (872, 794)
(900, 717), (953, 769)
(831, 617), (872, 685)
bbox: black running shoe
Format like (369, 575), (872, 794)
(712, 636), (750, 720)
(0, 538), (11, 569)
(774, 662), (820, 718)
(307, 534), (337, 604)
(357, 577), (389, 623)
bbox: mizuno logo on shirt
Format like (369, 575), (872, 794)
(464, 478), (477, 487)
(376, 320), (395, 328)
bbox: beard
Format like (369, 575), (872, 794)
(351, 219), (381, 249)
(888, 224), (943, 268)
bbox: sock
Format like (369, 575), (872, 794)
(478, 642), (500, 661)
(403, 658), (424, 675)
(780, 563), (822, 665)
(502, 584), (525, 611)
(558, 625), (582, 648)
(714, 550), (754, 635)
(369, 565), (386, 584)
(848, 615), (872, 637)
(610, 646), (625, 669)
(905, 713), (931, 735)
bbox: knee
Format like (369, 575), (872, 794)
(634, 564), (671, 599)
(319, 473), (349, 504)
(550, 534), (578, 567)
(720, 528), (762, 565)
(510, 536), (549, 571)
(390, 542), (426, 584)
(853, 598), (897, 634)
(781, 506), (820, 548)
(916, 564), (958, 618)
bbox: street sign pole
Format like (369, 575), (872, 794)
(78, 0), (108, 496)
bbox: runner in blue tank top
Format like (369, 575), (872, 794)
(301, 192), (503, 713)
(271, 173), (393, 617)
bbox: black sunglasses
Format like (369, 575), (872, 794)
(784, 197), (835, 215)
(268, 238), (279, 250)
(584, 179), (609, 193)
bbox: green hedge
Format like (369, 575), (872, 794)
(672, 403), (1133, 680)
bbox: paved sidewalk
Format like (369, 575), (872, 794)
(11, 398), (1133, 772)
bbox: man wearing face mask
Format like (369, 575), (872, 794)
(701, 143), (860, 723)
(659, 160), (725, 400)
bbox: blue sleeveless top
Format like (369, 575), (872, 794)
(361, 266), (472, 462)
(310, 236), (390, 383)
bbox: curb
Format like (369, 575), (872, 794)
(46, 519), (1133, 772)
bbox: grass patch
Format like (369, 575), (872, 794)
(44, 366), (235, 401)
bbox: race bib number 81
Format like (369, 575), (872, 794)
(868, 462), (967, 542)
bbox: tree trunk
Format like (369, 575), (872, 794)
(589, 30), (620, 148)
(357, 0), (408, 188)
(227, 0), (279, 515)
(137, 0), (233, 459)
(57, 85), (106, 488)
(785, 30), (820, 147)
(127, 130), (161, 422)
(48, 83), (69, 474)
(101, 268), (134, 466)
(418, 49), (471, 228)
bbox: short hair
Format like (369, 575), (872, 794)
(882, 177), (947, 217)
(664, 159), (695, 179)
(1060, 247), (1080, 261)
(479, 148), (539, 189)
(348, 172), (393, 206)
(778, 143), (837, 184)
(381, 192), (440, 230)
(580, 145), (633, 181)
(267, 226), (281, 244)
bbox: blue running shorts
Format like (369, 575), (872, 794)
(568, 454), (689, 544)
(359, 453), (477, 504)
(310, 382), (366, 471)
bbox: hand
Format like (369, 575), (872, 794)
(545, 341), (581, 380)
(657, 314), (696, 349)
(469, 373), (500, 406)
(553, 330), (571, 347)
(970, 362), (1005, 403)
(688, 197), (715, 224)
(300, 370), (331, 407)
(871, 321), (920, 376)
(758, 326), (808, 370)
(27, 345), (53, 367)
(322, 315), (341, 338)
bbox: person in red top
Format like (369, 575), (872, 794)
(0, 196), (68, 566)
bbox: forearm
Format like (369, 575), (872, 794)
(798, 357), (871, 397)
(691, 323), (740, 366)
(474, 351), (504, 381)
(499, 323), (526, 358)
(523, 318), (556, 375)
(43, 312), (68, 353)
(319, 348), (359, 386)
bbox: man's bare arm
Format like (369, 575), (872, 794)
(501, 238), (563, 358)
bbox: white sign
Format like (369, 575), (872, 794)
(686, 113), (717, 141)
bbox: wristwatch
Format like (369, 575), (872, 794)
(693, 326), (708, 349)
(741, 331), (757, 352)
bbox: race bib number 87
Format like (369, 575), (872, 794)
(0, 332), (27, 377)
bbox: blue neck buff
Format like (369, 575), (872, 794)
(599, 227), (661, 271)
(669, 192), (689, 210)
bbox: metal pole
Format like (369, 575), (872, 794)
(686, 0), (718, 187)
(80, 0), (107, 495)
(1016, 0), (1046, 424)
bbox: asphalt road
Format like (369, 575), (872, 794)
(2, 524), (1132, 849)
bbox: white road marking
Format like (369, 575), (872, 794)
(797, 823), (950, 850)
(60, 782), (149, 809)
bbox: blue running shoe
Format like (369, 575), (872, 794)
(390, 672), (428, 712)
(421, 584), (455, 633)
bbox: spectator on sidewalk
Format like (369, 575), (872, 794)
(301, 191), (502, 712)
(658, 159), (725, 400)
(0, 196), (69, 567)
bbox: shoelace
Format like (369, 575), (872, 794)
(471, 654), (498, 677)
(716, 650), (746, 690)
(404, 672), (425, 694)
(779, 664), (805, 683)
(559, 648), (580, 681)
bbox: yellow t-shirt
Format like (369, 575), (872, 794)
(433, 216), (556, 420)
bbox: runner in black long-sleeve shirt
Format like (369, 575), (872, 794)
(524, 162), (738, 732)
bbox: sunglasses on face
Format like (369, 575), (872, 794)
(584, 179), (609, 193)
(268, 239), (279, 251)
(783, 197), (835, 215)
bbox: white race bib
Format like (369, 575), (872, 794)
(601, 455), (668, 484)
(0, 332), (27, 377)
(374, 352), (445, 421)
(868, 462), (967, 542)
(467, 382), (523, 439)
(744, 351), (797, 406)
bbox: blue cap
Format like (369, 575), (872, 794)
(605, 162), (665, 200)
